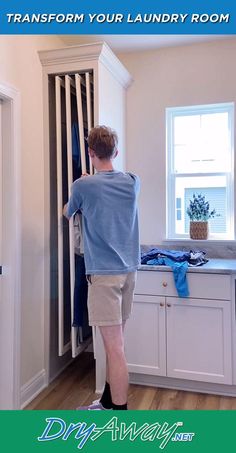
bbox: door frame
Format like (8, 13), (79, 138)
(0, 82), (21, 409)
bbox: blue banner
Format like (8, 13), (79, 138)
(0, 0), (235, 34)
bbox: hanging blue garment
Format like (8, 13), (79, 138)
(164, 258), (189, 297)
(73, 254), (88, 327)
(72, 123), (81, 171)
(72, 123), (90, 178)
(71, 124), (91, 330)
(146, 257), (189, 298)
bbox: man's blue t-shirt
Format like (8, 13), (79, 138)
(67, 170), (140, 275)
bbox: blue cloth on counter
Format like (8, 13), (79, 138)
(146, 257), (166, 266)
(143, 248), (207, 298)
(142, 248), (208, 267)
(141, 248), (191, 264)
(146, 257), (189, 297)
(188, 250), (208, 266)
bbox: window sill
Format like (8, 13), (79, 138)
(163, 238), (235, 246)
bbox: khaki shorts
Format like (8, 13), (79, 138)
(87, 272), (137, 326)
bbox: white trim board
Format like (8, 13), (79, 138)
(129, 373), (236, 397)
(0, 82), (21, 409)
(20, 369), (47, 409)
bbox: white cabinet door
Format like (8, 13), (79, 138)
(167, 297), (232, 384)
(125, 295), (166, 376)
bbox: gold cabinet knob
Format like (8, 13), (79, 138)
(162, 282), (168, 287)
(167, 303), (171, 307)
(160, 302), (165, 307)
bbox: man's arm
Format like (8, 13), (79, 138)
(63, 203), (70, 220)
(63, 179), (84, 220)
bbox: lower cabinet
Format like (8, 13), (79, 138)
(124, 295), (166, 376)
(125, 284), (233, 385)
(166, 297), (232, 384)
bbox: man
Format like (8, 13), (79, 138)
(64, 125), (140, 410)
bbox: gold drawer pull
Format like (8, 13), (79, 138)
(167, 303), (172, 307)
(162, 282), (168, 287)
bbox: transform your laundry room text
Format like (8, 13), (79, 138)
(5, 12), (230, 24)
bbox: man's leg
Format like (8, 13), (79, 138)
(100, 321), (126, 408)
(99, 324), (128, 407)
(105, 321), (126, 382)
(80, 274), (134, 410)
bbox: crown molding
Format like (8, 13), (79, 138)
(98, 42), (132, 88)
(38, 41), (132, 88)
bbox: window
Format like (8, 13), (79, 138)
(166, 103), (234, 239)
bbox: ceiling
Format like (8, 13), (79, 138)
(59, 34), (231, 53)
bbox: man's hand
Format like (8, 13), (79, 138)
(63, 203), (70, 220)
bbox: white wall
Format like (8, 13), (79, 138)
(98, 62), (126, 171)
(0, 35), (64, 392)
(118, 38), (236, 244)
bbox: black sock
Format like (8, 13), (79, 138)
(100, 382), (113, 409)
(112, 402), (128, 410)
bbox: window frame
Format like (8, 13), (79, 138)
(166, 102), (234, 240)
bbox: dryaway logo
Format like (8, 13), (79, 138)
(37, 416), (195, 449)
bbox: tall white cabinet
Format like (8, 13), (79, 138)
(39, 42), (132, 383)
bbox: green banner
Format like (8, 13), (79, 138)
(0, 410), (235, 452)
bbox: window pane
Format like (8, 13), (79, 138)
(176, 210), (182, 221)
(175, 176), (227, 235)
(173, 111), (230, 174)
(176, 197), (181, 209)
(174, 115), (200, 173)
(174, 115), (200, 144)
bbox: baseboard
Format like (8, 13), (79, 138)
(129, 373), (236, 397)
(20, 369), (47, 409)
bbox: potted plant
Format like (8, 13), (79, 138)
(186, 193), (216, 240)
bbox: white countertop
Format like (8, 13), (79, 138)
(139, 259), (236, 274)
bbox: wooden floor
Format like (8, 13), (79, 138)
(25, 352), (236, 410)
